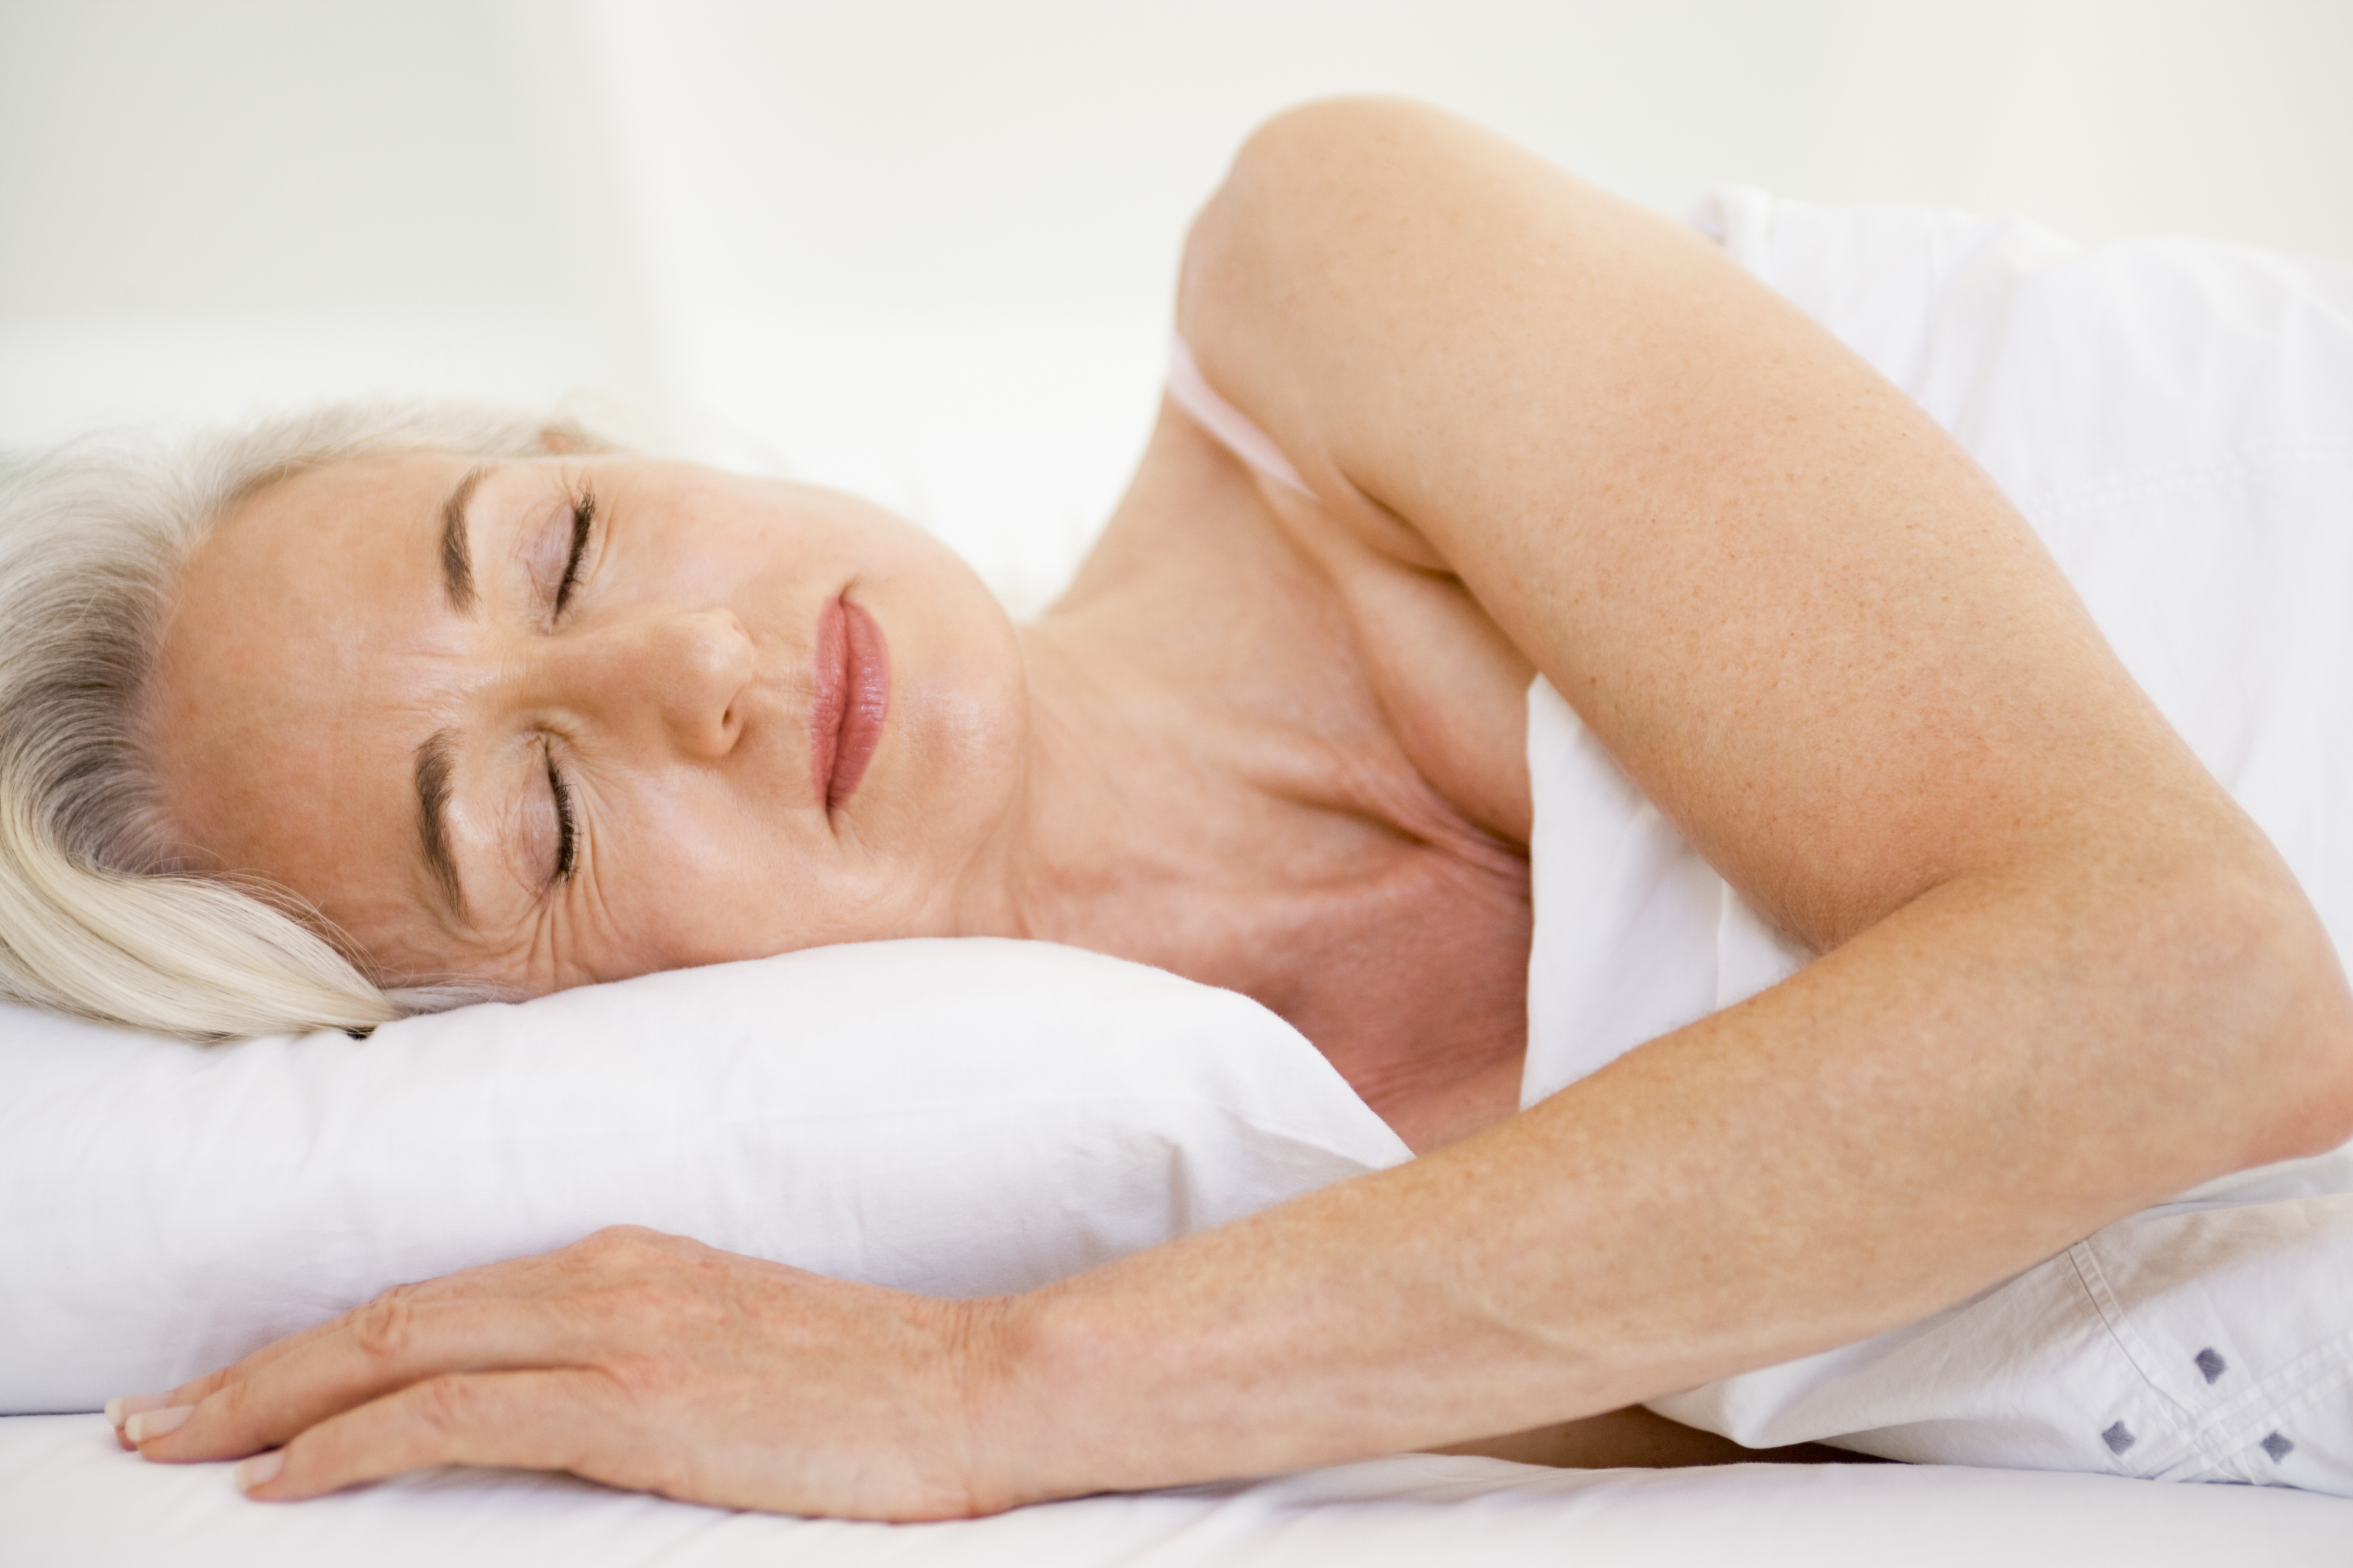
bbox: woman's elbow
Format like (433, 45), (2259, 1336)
(2252, 941), (2353, 1166)
(2176, 864), (2353, 1167)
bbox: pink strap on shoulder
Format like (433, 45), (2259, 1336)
(1166, 335), (1315, 499)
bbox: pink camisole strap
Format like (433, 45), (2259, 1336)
(1165, 334), (1315, 499)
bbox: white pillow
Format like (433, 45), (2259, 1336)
(0, 937), (1410, 1415)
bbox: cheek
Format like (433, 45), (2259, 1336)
(584, 775), (848, 967)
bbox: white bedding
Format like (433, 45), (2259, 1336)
(7, 1414), (2348, 1568)
(6, 189), (2353, 1556)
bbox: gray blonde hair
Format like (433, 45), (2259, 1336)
(0, 401), (622, 1038)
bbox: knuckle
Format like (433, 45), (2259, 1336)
(411, 1374), (484, 1436)
(575, 1224), (664, 1267)
(348, 1284), (426, 1362)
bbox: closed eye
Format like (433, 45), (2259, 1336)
(545, 743), (578, 883)
(553, 484), (595, 617)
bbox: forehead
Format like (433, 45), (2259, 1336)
(194, 452), (468, 628)
(149, 450), (477, 960)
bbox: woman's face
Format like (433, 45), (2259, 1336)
(148, 450), (1031, 995)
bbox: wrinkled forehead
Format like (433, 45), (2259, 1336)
(147, 451), (472, 944)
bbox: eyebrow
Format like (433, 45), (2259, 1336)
(414, 729), (468, 922)
(439, 464), (493, 615)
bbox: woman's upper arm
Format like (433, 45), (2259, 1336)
(1176, 97), (2200, 953)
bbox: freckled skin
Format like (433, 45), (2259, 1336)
(129, 99), (2353, 1518)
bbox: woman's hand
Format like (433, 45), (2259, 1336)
(112, 1225), (1020, 1519)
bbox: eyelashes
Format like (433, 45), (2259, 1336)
(545, 743), (578, 883)
(552, 483), (595, 617)
(545, 478), (594, 885)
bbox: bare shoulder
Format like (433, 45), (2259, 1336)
(1190, 95), (1543, 268)
(1171, 96), (2256, 962)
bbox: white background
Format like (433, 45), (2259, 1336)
(4, 0), (2348, 599)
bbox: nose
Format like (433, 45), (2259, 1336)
(544, 607), (757, 760)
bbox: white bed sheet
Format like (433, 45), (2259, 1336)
(6, 1415), (2347, 1568)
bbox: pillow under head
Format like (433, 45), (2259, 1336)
(1, 937), (1410, 1414)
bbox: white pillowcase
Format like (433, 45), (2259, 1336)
(0, 937), (1409, 1415)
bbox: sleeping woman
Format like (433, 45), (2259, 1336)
(6, 98), (2351, 1514)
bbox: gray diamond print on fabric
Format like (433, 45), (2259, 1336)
(2102, 1421), (2137, 1455)
(2193, 1347), (2228, 1384)
(2261, 1432), (2295, 1462)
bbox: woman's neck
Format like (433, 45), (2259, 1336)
(945, 481), (1532, 1150)
(978, 612), (1350, 987)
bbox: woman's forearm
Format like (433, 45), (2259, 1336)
(967, 838), (2351, 1506)
(131, 830), (2341, 1519)
(973, 97), (2353, 1506)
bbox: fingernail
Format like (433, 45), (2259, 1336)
(107, 1391), (172, 1430)
(235, 1451), (284, 1493)
(125, 1405), (192, 1443)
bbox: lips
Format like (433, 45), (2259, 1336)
(808, 596), (890, 812)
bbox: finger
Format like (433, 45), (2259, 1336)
(110, 1318), (344, 1446)
(113, 1255), (519, 1449)
(115, 1307), (396, 1451)
(237, 1368), (644, 1503)
(130, 1284), (599, 1466)
(161, 1308), (368, 1407)
(108, 1390), (174, 1451)
(126, 1233), (648, 1464)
